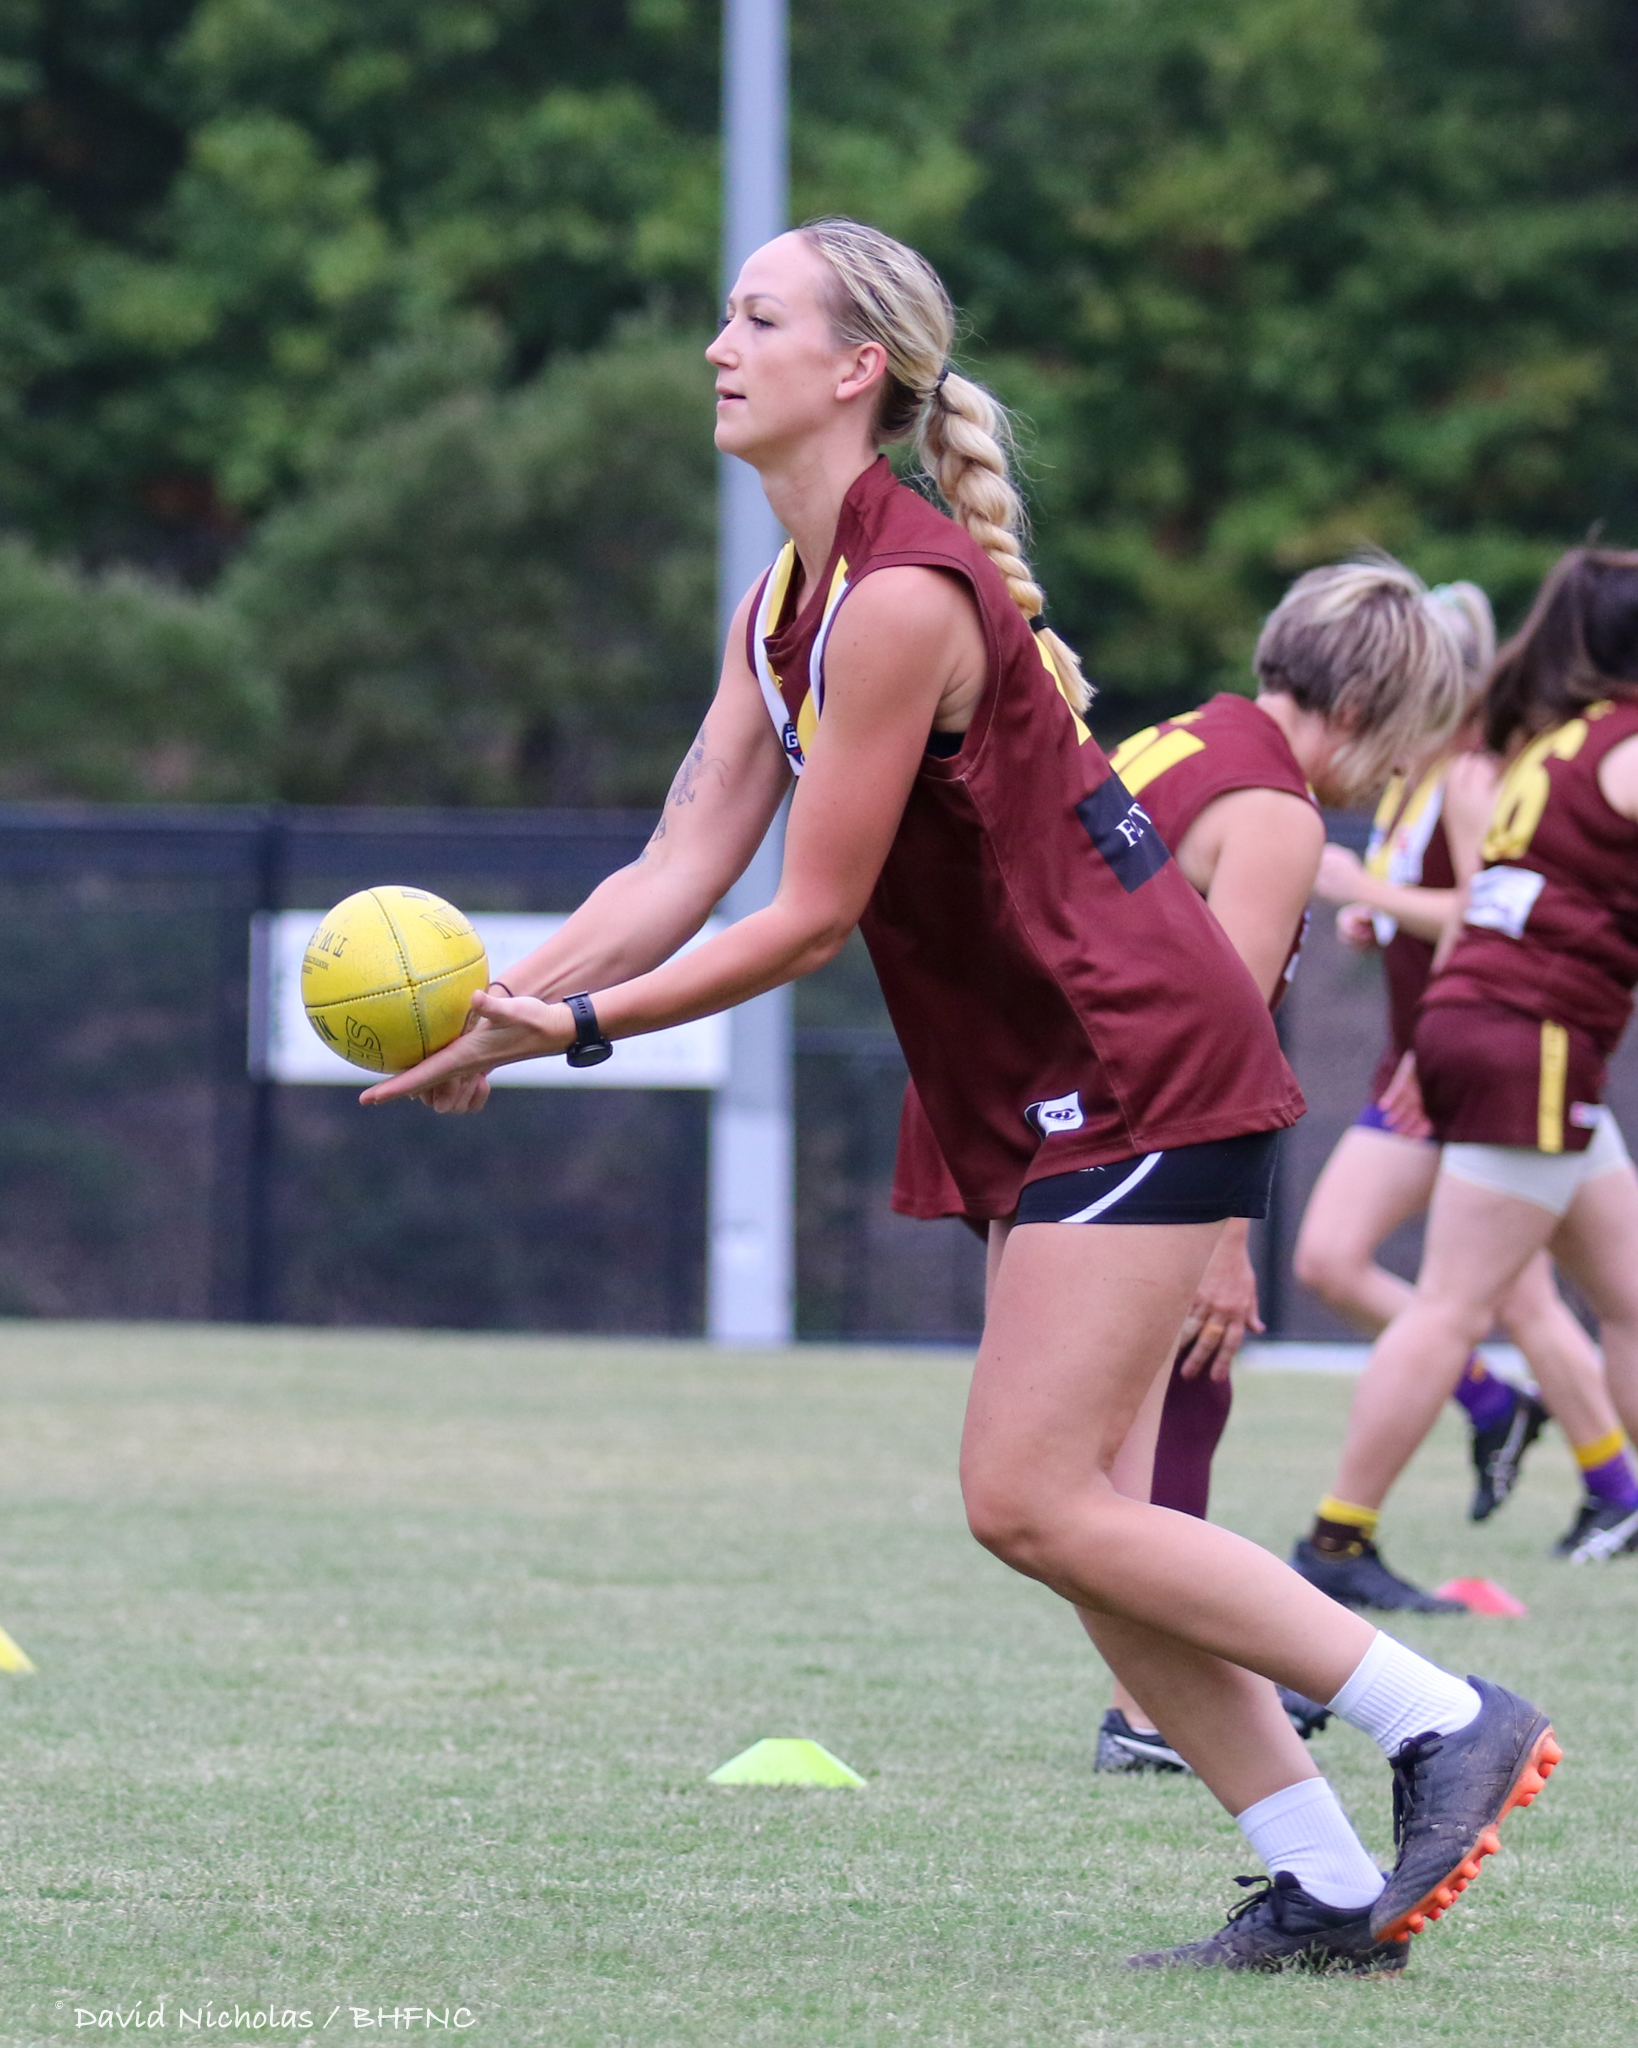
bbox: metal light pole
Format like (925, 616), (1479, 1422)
(707, 0), (794, 1344)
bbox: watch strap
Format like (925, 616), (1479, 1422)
(563, 991), (614, 1068)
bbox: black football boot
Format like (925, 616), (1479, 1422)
(1370, 1676), (1561, 1943)
(1128, 1873), (1407, 1975)
(1291, 1538), (1468, 1614)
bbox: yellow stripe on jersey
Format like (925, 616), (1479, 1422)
(1107, 724), (1207, 795)
(1029, 633), (1090, 744)
(762, 542), (797, 635)
(1366, 764), (1444, 881)
(1369, 774), (1405, 845)
(1483, 716), (1589, 862)
(795, 690), (820, 757)
(1538, 1021), (1569, 1154)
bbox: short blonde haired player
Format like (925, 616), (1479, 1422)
(364, 219), (1557, 1968)
(1082, 558), (1474, 1772)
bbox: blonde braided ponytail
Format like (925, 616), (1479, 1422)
(801, 218), (1092, 715)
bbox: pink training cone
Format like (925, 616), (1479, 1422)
(1433, 1577), (1527, 1617)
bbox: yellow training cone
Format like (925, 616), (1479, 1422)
(708, 1738), (864, 1787)
(0, 1624), (35, 1675)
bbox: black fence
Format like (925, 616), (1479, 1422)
(2, 801), (1633, 1342)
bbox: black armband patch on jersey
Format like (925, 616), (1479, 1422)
(1076, 775), (1172, 892)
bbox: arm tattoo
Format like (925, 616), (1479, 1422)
(634, 725), (727, 862)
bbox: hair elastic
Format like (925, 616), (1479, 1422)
(934, 366), (950, 391)
(1028, 613), (1049, 634)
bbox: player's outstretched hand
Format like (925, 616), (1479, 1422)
(359, 988), (573, 1112)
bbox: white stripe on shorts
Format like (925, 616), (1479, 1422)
(1061, 1150), (1165, 1224)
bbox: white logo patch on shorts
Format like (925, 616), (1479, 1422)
(1026, 1090), (1085, 1136)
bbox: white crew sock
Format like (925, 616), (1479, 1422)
(1234, 1778), (1384, 1910)
(1328, 1631), (1482, 1757)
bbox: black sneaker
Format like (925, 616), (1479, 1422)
(1127, 1873), (1407, 1975)
(1469, 1391), (1548, 1521)
(1095, 1708), (1192, 1775)
(1291, 1538), (1469, 1614)
(1278, 1685), (1333, 1740)
(1552, 1496), (1638, 1562)
(1370, 1675), (1561, 1943)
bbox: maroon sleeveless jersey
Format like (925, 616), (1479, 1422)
(751, 458), (1303, 1222)
(1420, 698), (1638, 1149)
(1105, 693), (1317, 1007)
(1362, 765), (1457, 1097)
(894, 689), (1315, 1219)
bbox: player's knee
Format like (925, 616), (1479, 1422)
(1292, 1231), (1361, 1307)
(1418, 1293), (1493, 1352)
(960, 1467), (1120, 1584)
(959, 1465), (1069, 1573)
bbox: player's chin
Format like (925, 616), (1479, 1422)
(712, 402), (761, 455)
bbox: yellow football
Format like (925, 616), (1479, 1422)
(301, 886), (489, 1074)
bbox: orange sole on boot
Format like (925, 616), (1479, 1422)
(1375, 1726), (1563, 1944)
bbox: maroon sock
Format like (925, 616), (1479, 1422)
(1150, 1351), (1233, 1519)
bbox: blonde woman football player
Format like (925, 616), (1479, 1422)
(366, 219), (1558, 1970)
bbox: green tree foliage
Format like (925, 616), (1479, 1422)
(0, 0), (718, 544)
(939, 0), (1638, 707)
(3, 0), (1638, 798)
(0, 538), (272, 797)
(224, 324), (716, 805)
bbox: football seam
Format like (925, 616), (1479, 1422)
(372, 888), (433, 1060)
(304, 957), (487, 1013)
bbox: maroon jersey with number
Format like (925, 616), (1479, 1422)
(893, 690), (1317, 1219)
(1362, 766), (1457, 1099)
(1106, 694), (1318, 1006)
(750, 457), (1303, 1221)
(1419, 697), (1638, 1151)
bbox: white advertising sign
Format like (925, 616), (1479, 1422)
(252, 911), (730, 1088)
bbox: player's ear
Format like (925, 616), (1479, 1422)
(835, 341), (888, 406)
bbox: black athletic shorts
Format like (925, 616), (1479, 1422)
(1014, 1129), (1280, 1226)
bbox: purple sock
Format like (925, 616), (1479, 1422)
(1453, 1356), (1515, 1432)
(1582, 1450), (1638, 1512)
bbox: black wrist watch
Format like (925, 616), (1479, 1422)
(563, 992), (614, 1068)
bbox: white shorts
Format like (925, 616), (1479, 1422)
(1441, 1106), (1633, 1218)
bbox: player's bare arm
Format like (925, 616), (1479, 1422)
(1180, 787), (1324, 1004)
(1441, 751), (1502, 883)
(1314, 843), (1457, 943)
(358, 585), (788, 1112)
(1596, 731), (1638, 819)
(1170, 786), (1322, 1377)
(1396, 751), (1502, 999)
(363, 566), (982, 1106)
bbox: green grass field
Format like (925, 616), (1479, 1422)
(0, 1326), (1633, 2047)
